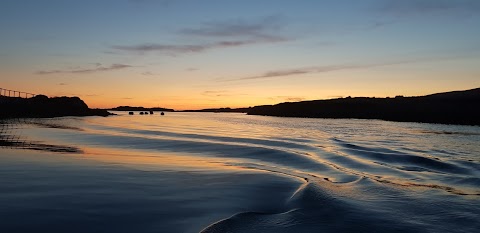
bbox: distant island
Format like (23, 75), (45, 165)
(247, 88), (480, 126)
(0, 95), (113, 119)
(109, 106), (174, 112)
(109, 106), (250, 113)
(180, 107), (251, 113)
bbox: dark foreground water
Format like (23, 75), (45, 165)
(1, 112), (479, 232)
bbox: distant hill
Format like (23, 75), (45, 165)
(0, 95), (113, 118)
(247, 88), (480, 126)
(110, 106), (175, 112)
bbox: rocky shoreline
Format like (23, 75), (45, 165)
(0, 95), (113, 119)
(247, 88), (480, 126)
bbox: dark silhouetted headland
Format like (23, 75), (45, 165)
(247, 88), (480, 126)
(0, 95), (113, 118)
(110, 106), (174, 112)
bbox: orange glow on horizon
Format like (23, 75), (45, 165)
(2, 64), (479, 110)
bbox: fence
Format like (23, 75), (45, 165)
(0, 88), (36, 98)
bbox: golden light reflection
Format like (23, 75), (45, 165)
(82, 147), (245, 172)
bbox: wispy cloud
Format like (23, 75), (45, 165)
(219, 53), (476, 82)
(141, 71), (156, 76)
(201, 90), (232, 97)
(268, 96), (306, 102)
(179, 16), (285, 39)
(112, 16), (289, 55)
(112, 38), (286, 55)
(36, 64), (133, 75)
(222, 64), (363, 81)
(201, 90), (247, 97)
(380, 0), (480, 16)
(285, 97), (305, 102)
(112, 44), (206, 54)
(219, 59), (431, 82)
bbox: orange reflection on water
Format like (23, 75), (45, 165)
(82, 147), (245, 172)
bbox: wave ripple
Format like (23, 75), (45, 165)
(2, 113), (479, 232)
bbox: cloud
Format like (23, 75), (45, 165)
(201, 90), (230, 97)
(268, 96), (306, 102)
(142, 71), (156, 76)
(285, 97), (305, 102)
(201, 90), (247, 97)
(36, 64), (133, 75)
(219, 53), (475, 82)
(380, 0), (480, 16)
(112, 38), (286, 55)
(112, 16), (289, 55)
(365, 20), (394, 30)
(179, 16), (285, 39)
(219, 58), (438, 82)
(112, 44), (206, 54)
(224, 64), (363, 81)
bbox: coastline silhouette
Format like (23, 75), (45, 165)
(2, 88), (479, 126)
(0, 95), (112, 119)
(247, 88), (480, 126)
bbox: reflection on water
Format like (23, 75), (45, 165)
(1, 113), (479, 232)
(1, 119), (82, 153)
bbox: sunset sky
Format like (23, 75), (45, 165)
(1, 0), (479, 110)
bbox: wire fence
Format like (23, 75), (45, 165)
(0, 88), (36, 98)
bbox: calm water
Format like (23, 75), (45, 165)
(1, 112), (479, 232)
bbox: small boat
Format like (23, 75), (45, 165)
(129, 112), (134, 115)
(139, 112), (144, 115)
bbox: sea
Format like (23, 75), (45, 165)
(1, 112), (479, 232)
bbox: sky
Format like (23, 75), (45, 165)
(1, 0), (479, 110)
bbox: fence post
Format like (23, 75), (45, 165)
(0, 88), (37, 98)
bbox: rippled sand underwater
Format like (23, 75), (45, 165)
(1, 112), (479, 232)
